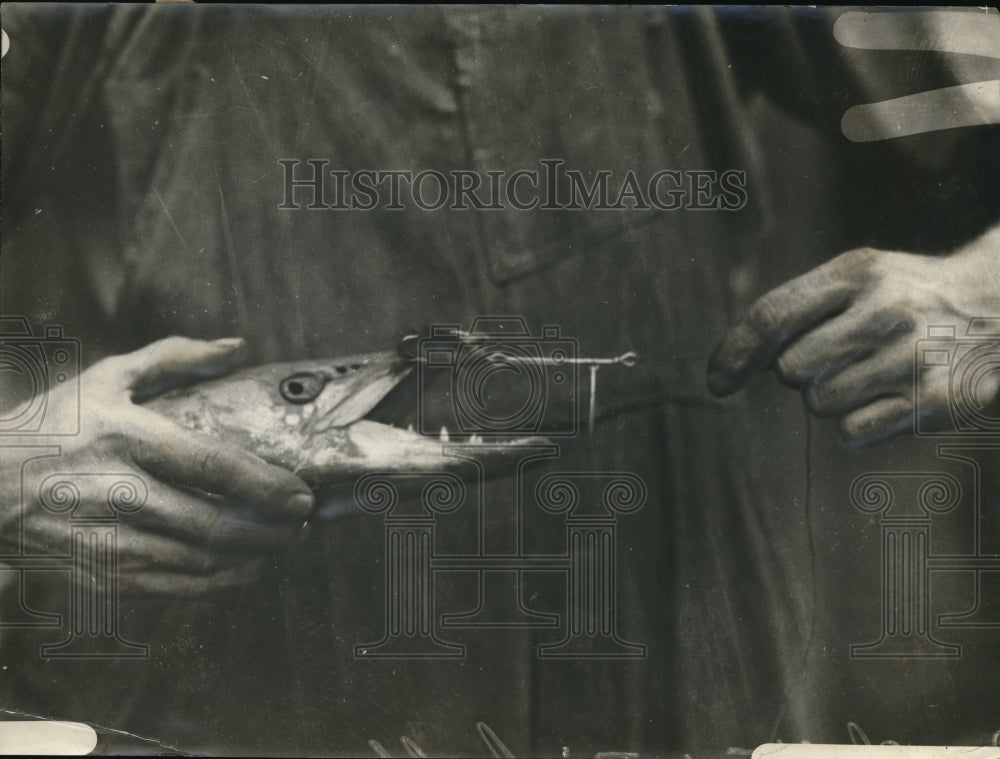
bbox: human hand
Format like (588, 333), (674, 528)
(0, 337), (315, 596)
(707, 227), (1000, 446)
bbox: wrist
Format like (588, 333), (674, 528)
(935, 223), (1000, 310)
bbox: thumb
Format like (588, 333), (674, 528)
(105, 336), (249, 401)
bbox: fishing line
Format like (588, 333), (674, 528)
(768, 398), (819, 742)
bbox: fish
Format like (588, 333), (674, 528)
(143, 347), (550, 519)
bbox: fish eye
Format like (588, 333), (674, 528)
(280, 372), (326, 404)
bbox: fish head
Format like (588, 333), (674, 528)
(146, 348), (414, 469)
(254, 350), (414, 434)
(147, 346), (551, 510)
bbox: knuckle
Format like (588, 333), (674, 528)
(93, 425), (128, 456)
(126, 433), (151, 464)
(131, 434), (171, 473)
(839, 247), (886, 288)
(153, 335), (193, 354)
(194, 444), (227, 479)
(844, 246), (883, 270)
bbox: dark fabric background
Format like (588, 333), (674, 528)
(1, 5), (998, 755)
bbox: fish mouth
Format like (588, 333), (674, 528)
(309, 371), (552, 521)
(360, 362), (552, 447)
(309, 422), (552, 521)
(302, 350), (555, 520)
(300, 361), (552, 487)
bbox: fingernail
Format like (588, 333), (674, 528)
(288, 492), (315, 518)
(212, 337), (245, 350)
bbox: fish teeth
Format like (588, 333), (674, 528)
(407, 423), (414, 433)
(470, 434), (482, 444)
(440, 426), (450, 442)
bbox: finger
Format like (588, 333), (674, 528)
(839, 396), (913, 447)
(708, 248), (879, 396)
(776, 306), (914, 386)
(98, 336), (248, 401)
(139, 470), (310, 550)
(773, 312), (871, 387)
(23, 475), (296, 591)
(105, 528), (222, 573)
(117, 508), (300, 564)
(106, 479), (303, 554)
(203, 506), (303, 552)
(127, 411), (314, 520)
(119, 559), (269, 599)
(805, 350), (913, 418)
(112, 533), (243, 577)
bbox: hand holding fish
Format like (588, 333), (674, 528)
(707, 225), (1000, 446)
(0, 337), (315, 597)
